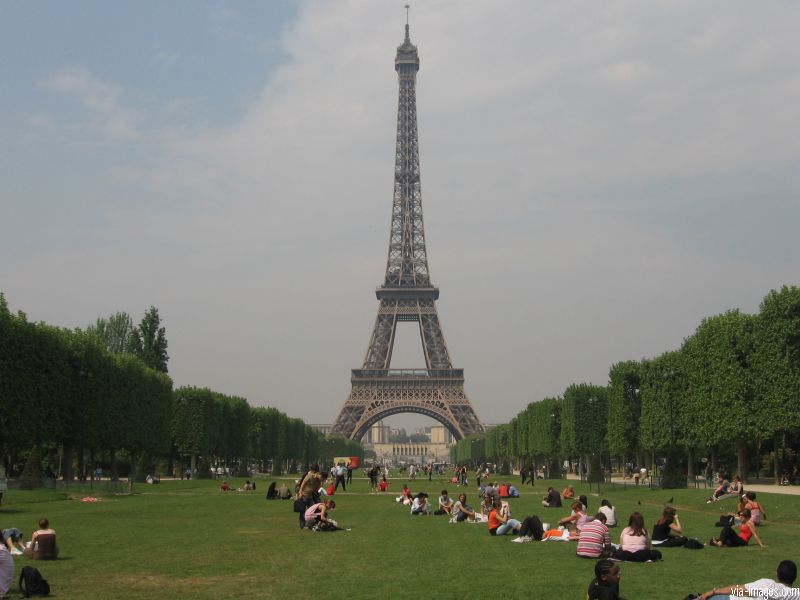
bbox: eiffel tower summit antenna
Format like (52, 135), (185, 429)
(331, 18), (484, 441)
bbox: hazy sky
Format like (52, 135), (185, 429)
(2, 1), (798, 433)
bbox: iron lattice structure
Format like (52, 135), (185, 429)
(331, 24), (484, 442)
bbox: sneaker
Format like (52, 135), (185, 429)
(10, 548), (22, 555)
(511, 536), (532, 543)
(542, 523), (550, 531)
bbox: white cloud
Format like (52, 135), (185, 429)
(41, 67), (143, 140)
(6, 1), (800, 428)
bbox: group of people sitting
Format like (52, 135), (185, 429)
(265, 481), (292, 500)
(1, 518), (58, 560)
(707, 474), (744, 503)
(1, 518), (59, 597)
(219, 480), (257, 493)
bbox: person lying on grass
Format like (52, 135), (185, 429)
(697, 559), (796, 600)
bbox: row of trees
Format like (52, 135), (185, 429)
(452, 286), (800, 487)
(0, 294), (361, 485)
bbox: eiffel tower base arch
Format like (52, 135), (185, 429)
(331, 369), (484, 442)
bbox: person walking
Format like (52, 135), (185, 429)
(334, 463), (347, 492)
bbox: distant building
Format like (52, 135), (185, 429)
(364, 422), (454, 464)
(308, 424), (334, 436)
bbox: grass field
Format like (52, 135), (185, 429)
(2, 476), (798, 599)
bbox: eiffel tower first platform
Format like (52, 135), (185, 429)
(331, 20), (484, 441)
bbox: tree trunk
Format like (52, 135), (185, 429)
(128, 450), (140, 493)
(773, 432), (781, 484)
(190, 453), (197, 478)
(77, 439), (85, 482)
(736, 438), (748, 483)
(62, 441), (74, 483)
(687, 447), (695, 479)
(110, 449), (119, 481)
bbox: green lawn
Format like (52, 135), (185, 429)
(2, 477), (797, 599)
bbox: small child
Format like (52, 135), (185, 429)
(587, 559), (626, 600)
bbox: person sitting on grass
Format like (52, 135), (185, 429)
(737, 492), (766, 525)
(266, 482), (279, 499)
(579, 494), (589, 512)
(378, 477), (389, 492)
(397, 485), (413, 505)
(710, 508), (764, 548)
(587, 559), (626, 600)
(304, 499), (344, 531)
(488, 498), (521, 536)
(23, 518), (59, 560)
(487, 499), (546, 540)
(613, 512), (661, 562)
(277, 482), (290, 499)
(697, 559), (796, 600)
(434, 490), (453, 515)
(542, 486), (562, 508)
(651, 506), (687, 547)
(562, 485), (575, 500)
(711, 475), (743, 503)
(577, 513), (611, 558)
(706, 475), (730, 503)
(558, 501), (590, 536)
(451, 493), (476, 522)
(598, 499), (617, 527)
(410, 493), (431, 515)
(220, 481), (231, 492)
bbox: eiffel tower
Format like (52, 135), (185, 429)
(331, 19), (484, 441)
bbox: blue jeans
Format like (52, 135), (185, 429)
(496, 519), (521, 536)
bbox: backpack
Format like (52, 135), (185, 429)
(684, 538), (705, 549)
(19, 565), (50, 597)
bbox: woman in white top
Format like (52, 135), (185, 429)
(599, 499), (617, 527)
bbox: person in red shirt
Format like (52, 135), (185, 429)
(219, 481), (230, 492)
(711, 508), (764, 548)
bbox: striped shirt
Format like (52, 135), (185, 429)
(576, 520), (610, 558)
